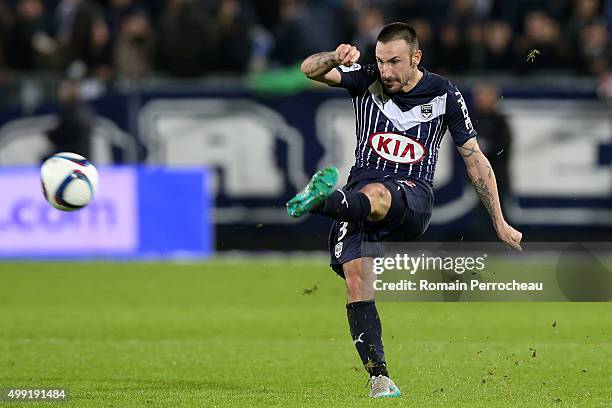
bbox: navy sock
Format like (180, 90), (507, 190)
(346, 300), (388, 377)
(312, 190), (371, 221)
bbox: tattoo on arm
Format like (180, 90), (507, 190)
(462, 142), (501, 226)
(303, 52), (337, 77)
(458, 142), (481, 158)
(473, 178), (497, 223)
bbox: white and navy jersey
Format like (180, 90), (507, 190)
(333, 64), (477, 186)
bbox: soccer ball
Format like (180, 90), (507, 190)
(40, 152), (99, 211)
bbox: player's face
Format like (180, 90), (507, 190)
(375, 39), (419, 94)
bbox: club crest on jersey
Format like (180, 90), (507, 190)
(420, 103), (433, 119)
(368, 132), (426, 164)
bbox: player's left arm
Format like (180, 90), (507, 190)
(458, 138), (523, 251)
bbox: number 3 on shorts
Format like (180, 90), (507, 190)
(338, 222), (348, 242)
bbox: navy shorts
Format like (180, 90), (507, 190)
(328, 173), (433, 278)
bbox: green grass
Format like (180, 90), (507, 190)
(0, 259), (610, 407)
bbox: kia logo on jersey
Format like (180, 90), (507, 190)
(368, 132), (426, 164)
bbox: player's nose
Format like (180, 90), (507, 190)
(380, 67), (393, 80)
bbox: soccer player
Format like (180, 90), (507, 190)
(286, 23), (523, 398)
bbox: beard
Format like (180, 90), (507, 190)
(382, 76), (410, 94)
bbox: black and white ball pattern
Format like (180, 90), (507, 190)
(40, 152), (99, 211)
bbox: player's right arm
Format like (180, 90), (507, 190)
(300, 44), (361, 85)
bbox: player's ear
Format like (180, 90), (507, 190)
(412, 50), (422, 66)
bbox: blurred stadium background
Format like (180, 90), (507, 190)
(0, 0), (612, 255)
(0, 1), (611, 406)
(0, 0), (610, 258)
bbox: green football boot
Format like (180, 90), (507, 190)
(286, 166), (339, 218)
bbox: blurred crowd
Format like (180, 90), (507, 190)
(0, 0), (611, 81)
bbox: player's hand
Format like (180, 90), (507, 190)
(334, 44), (360, 67)
(496, 221), (523, 251)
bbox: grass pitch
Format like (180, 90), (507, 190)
(0, 259), (610, 407)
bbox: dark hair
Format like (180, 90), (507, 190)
(377, 22), (419, 50)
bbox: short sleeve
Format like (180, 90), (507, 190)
(445, 82), (478, 146)
(332, 63), (378, 96)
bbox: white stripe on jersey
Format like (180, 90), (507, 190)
(361, 96), (374, 166)
(356, 96), (363, 151)
(432, 116), (446, 180)
(353, 96), (360, 159)
(376, 118), (389, 170)
(358, 95), (368, 164)
(407, 122), (422, 177)
(420, 120), (430, 179)
(435, 121), (446, 150)
(366, 109), (380, 165)
(351, 98), (358, 152)
(382, 119), (388, 171)
(426, 117), (441, 178)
